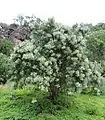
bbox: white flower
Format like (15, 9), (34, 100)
(84, 58), (89, 63)
(75, 82), (81, 88)
(38, 56), (46, 63)
(31, 99), (37, 103)
(76, 71), (79, 76)
(23, 53), (34, 60)
(44, 61), (49, 66)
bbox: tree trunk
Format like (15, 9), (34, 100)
(49, 83), (59, 101)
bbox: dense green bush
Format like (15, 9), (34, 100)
(0, 38), (13, 84)
(87, 30), (105, 62)
(0, 53), (12, 84)
(0, 39), (13, 56)
(10, 18), (103, 100)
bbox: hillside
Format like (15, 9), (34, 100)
(0, 85), (105, 120)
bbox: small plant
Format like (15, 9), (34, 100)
(85, 105), (98, 115)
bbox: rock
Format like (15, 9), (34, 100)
(12, 38), (22, 46)
(0, 22), (31, 45)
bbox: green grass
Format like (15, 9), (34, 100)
(0, 85), (105, 120)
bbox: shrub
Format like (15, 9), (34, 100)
(0, 39), (13, 56)
(0, 53), (12, 84)
(10, 18), (103, 100)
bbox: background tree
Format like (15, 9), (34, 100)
(87, 30), (105, 62)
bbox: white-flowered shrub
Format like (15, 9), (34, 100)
(10, 18), (103, 99)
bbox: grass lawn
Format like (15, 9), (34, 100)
(0, 85), (105, 120)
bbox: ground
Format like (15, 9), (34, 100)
(0, 85), (105, 120)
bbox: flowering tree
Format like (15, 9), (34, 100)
(10, 18), (103, 100)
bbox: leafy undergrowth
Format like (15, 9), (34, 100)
(0, 86), (105, 120)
